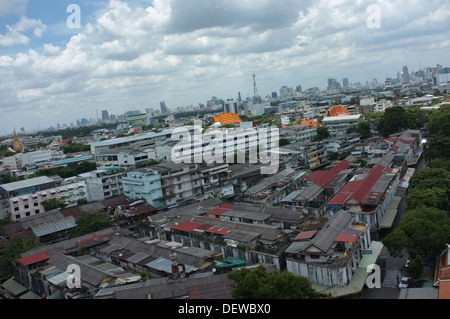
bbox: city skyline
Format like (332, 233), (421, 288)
(1, 0), (450, 133)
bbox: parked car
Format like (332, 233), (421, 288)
(399, 276), (410, 289)
(405, 258), (410, 268)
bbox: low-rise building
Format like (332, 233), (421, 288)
(152, 162), (203, 208)
(78, 168), (123, 202)
(284, 210), (375, 290)
(0, 176), (59, 220)
(322, 114), (365, 137)
(122, 168), (166, 210)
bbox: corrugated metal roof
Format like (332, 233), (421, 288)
(18, 252), (51, 266)
(31, 216), (77, 237)
(0, 176), (55, 192)
(145, 257), (198, 273)
(171, 221), (204, 233)
(1, 277), (28, 296)
(294, 230), (317, 241)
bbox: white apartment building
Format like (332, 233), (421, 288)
(359, 97), (375, 106)
(56, 177), (88, 208)
(152, 163), (203, 208)
(322, 114), (365, 137)
(373, 99), (393, 112)
(122, 168), (166, 210)
(0, 176), (58, 220)
(78, 168), (123, 202)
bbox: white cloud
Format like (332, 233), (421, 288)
(0, 16), (46, 47)
(0, 0), (449, 133)
(0, 0), (28, 18)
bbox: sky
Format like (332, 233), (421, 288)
(0, 0), (449, 134)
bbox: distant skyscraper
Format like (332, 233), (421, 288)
(327, 78), (341, 91)
(295, 84), (302, 93)
(402, 66), (410, 84)
(160, 101), (169, 114)
(224, 99), (239, 114)
(238, 92), (242, 102)
(102, 110), (109, 123)
(342, 78), (349, 87)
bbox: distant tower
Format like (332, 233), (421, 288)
(252, 74), (262, 103)
(402, 66), (410, 84)
(101, 110), (109, 123)
(160, 101), (168, 114)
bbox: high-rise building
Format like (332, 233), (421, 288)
(402, 66), (410, 84)
(160, 101), (169, 114)
(224, 99), (239, 114)
(102, 110), (109, 123)
(327, 78), (341, 91)
(342, 78), (349, 87)
(280, 86), (294, 99)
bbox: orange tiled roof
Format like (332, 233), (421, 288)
(299, 119), (321, 128)
(327, 105), (350, 117)
(213, 113), (242, 125)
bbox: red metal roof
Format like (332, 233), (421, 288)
(335, 232), (359, 243)
(208, 207), (230, 216)
(352, 165), (384, 203)
(198, 224), (232, 235)
(294, 230), (317, 241)
(18, 252), (51, 266)
(314, 160), (351, 188)
(171, 221), (204, 233)
(75, 233), (108, 245)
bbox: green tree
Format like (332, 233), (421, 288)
(424, 104), (450, 162)
(75, 161), (97, 174)
(377, 106), (409, 137)
(382, 228), (408, 257)
(409, 168), (450, 193)
(407, 255), (425, 280)
(406, 187), (448, 210)
(0, 236), (42, 280)
(62, 142), (91, 154)
(40, 198), (67, 211)
(279, 138), (290, 147)
(70, 212), (113, 238)
(314, 126), (329, 141)
(384, 207), (450, 261)
(347, 121), (371, 139)
(227, 265), (322, 299)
